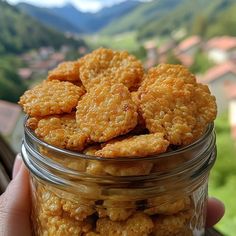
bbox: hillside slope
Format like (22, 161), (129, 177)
(137, 0), (236, 39)
(16, 1), (142, 33)
(0, 1), (85, 54)
(101, 0), (235, 39)
(17, 3), (83, 33)
(101, 0), (183, 35)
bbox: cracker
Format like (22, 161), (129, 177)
(96, 213), (153, 236)
(19, 80), (85, 117)
(79, 48), (143, 91)
(31, 113), (88, 151)
(145, 196), (191, 215)
(47, 61), (81, 82)
(139, 64), (217, 145)
(76, 83), (138, 142)
(152, 211), (192, 236)
(95, 133), (169, 158)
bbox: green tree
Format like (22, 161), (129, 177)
(209, 112), (236, 235)
(191, 14), (208, 37)
(190, 50), (214, 74)
(206, 4), (236, 37)
(0, 56), (27, 103)
(166, 51), (182, 65)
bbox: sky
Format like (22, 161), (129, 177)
(7, 0), (152, 12)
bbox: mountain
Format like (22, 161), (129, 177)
(101, 0), (183, 35)
(100, 0), (235, 39)
(136, 0), (236, 39)
(13, 0), (236, 40)
(16, 1), (142, 33)
(0, 1), (85, 54)
(49, 4), (92, 33)
(17, 3), (83, 33)
(80, 0), (141, 32)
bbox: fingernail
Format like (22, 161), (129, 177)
(12, 154), (23, 179)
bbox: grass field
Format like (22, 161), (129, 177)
(84, 32), (141, 52)
(209, 113), (236, 236)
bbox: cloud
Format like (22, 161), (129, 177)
(7, 0), (153, 12)
(72, 0), (104, 12)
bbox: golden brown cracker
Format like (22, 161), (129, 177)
(33, 113), (88, 151)
(76, 83), (138, 142)
(19, 80), (85, 117)
(139, 64), (217, 145)
(95, 133), (169, 158)
(47, 61), (81, 82)
(79, 48), (144, 91)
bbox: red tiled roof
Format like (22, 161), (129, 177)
(232, 126), (236, 140)
(177, 36), (201, 53)
(18, 68), (32, 80)
(50, 53), (65, 62)
(0, 100), (21, 136)
(200, 61), (236, 83)
(224, 82), (236, 99)
(177, 54), (194, 67)
(206, 36), (236, 51)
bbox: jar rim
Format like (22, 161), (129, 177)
(24, 115), (214, 162)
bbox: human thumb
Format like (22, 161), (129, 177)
(0, 154), (32, 236)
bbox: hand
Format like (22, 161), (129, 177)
(206, 197), (225, 228)
(0, 154), (31, 236)
(0, 155), (225, 236)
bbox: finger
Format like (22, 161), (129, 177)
(206, 197), (225, 228)
(12, 154), (23, 179)
(0, 162), (31, 236)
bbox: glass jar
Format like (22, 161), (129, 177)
(21, 118), (216, 236)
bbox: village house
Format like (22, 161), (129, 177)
(157, 40), (177, 64)
(199, 61), (236, 114)
(144, 40), (158, 69)
(18, 68), (33, 80)
(224, 82), (236, 140)
(205, 36), (236, 64)
(175, 35), (202, 57)
(174, 35), (202, 67)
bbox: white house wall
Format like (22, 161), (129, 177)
(208, 72), (236, 114)
(208, 49), (228, 64)
(229, 100), (236, 127)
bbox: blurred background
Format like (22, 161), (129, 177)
(0, 0), (235, 234)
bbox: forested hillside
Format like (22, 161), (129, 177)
(0, 56), (26, 103)
(137, 0), (236, 39)
(17, 3), (82, 33)
(15, 0), (236, 40)
(101, 0), (183, 35)
(101, 0), (235, 39)
(0, 0), (85, 102)
(17, 1), (142, 33)
(0, 1), (84, 54)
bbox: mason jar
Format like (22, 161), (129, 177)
(21, 117), (216, 236)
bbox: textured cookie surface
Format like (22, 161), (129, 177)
(96, 133), (169, 158)
(47, 61), (81, 82)
(79, 48), (143, 91)
(138, 64), (217, 145)
(152, 211), (192, 236)
(76, 83), (138, 142)
(19, 80), (85, 117)
(96, 213), (154, 236)
(27, 113), (88, 151)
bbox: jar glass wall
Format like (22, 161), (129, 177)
(22, 120), (216, 236)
